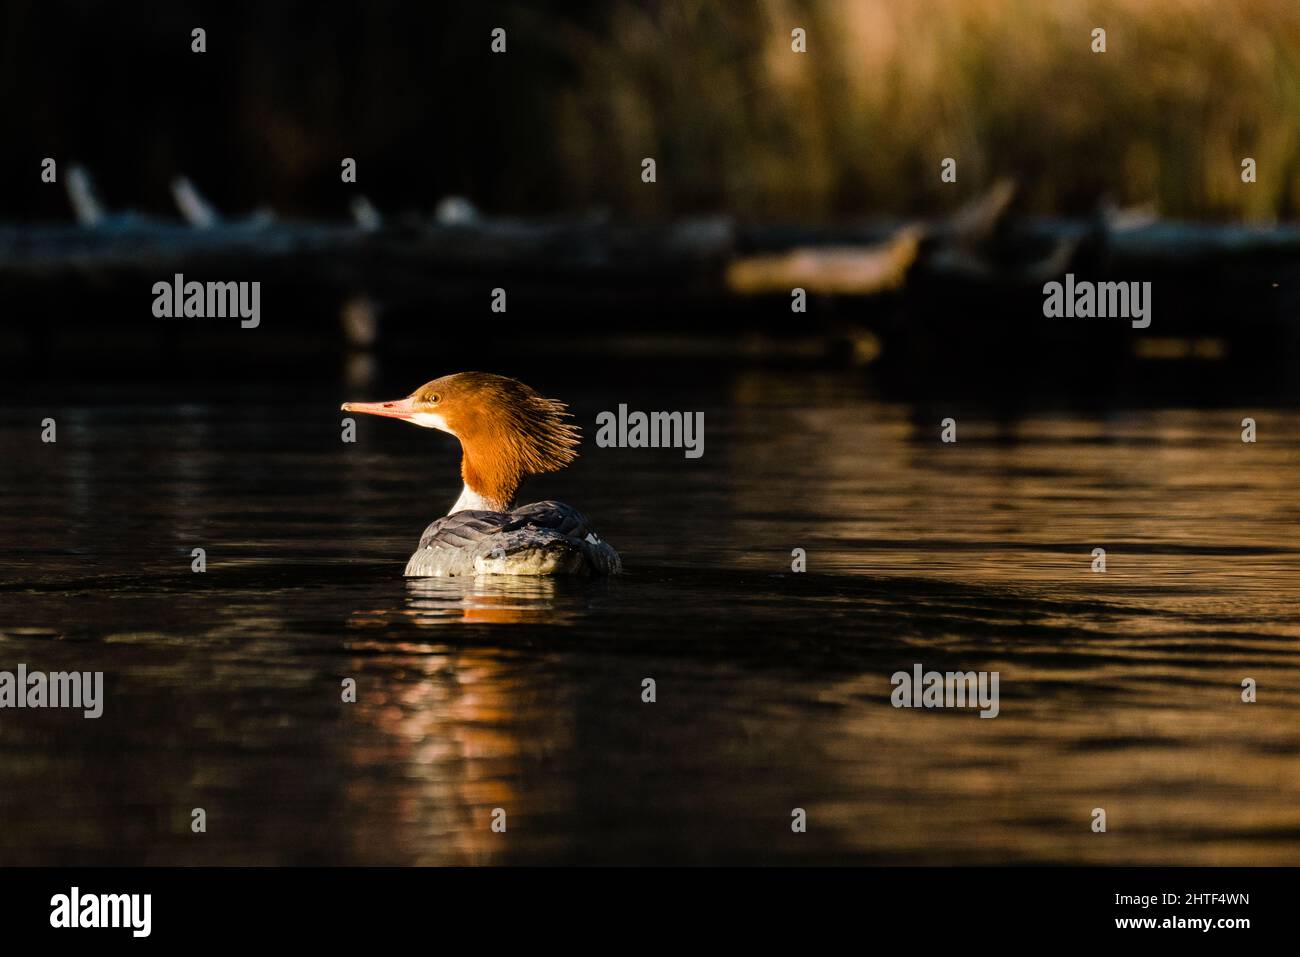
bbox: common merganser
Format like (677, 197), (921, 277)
(342, 372), (621, 577)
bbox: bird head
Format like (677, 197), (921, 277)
(342, 372), (580, 509)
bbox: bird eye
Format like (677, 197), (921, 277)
(426, 392), (440, 405)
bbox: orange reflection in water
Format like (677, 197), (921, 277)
(340, 576), (582, 863)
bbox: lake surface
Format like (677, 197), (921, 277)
(2, 363), (1298, 864)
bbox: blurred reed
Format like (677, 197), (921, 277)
(548, 0), (1300, 222)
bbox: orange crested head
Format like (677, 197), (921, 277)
(342, 372), (580, 509)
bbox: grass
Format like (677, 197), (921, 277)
(545, 0), (1300, 222)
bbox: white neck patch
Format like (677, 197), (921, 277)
(449, 483), (504, 514)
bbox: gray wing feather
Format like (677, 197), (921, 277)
(404, 501), (621, 577)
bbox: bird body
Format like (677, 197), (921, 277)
(342, 372), (621, 577)
(405, 501), (621, 577)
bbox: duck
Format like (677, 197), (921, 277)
(342, 372), (621, 577)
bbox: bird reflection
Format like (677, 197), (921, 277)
(338, 577), (600, 863)
(346, 575), (603, 629)
(338, 647), (576, 865)
(404, 575), (582, 626)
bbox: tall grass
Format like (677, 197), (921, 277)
(548, 0), (1300, 222)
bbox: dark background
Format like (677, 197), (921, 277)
(8, 0), (1299, 224)
(3, 1), (590, 221)
(3, 1), (1299, 403)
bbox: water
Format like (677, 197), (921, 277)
(2, 365), (1299, 864)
